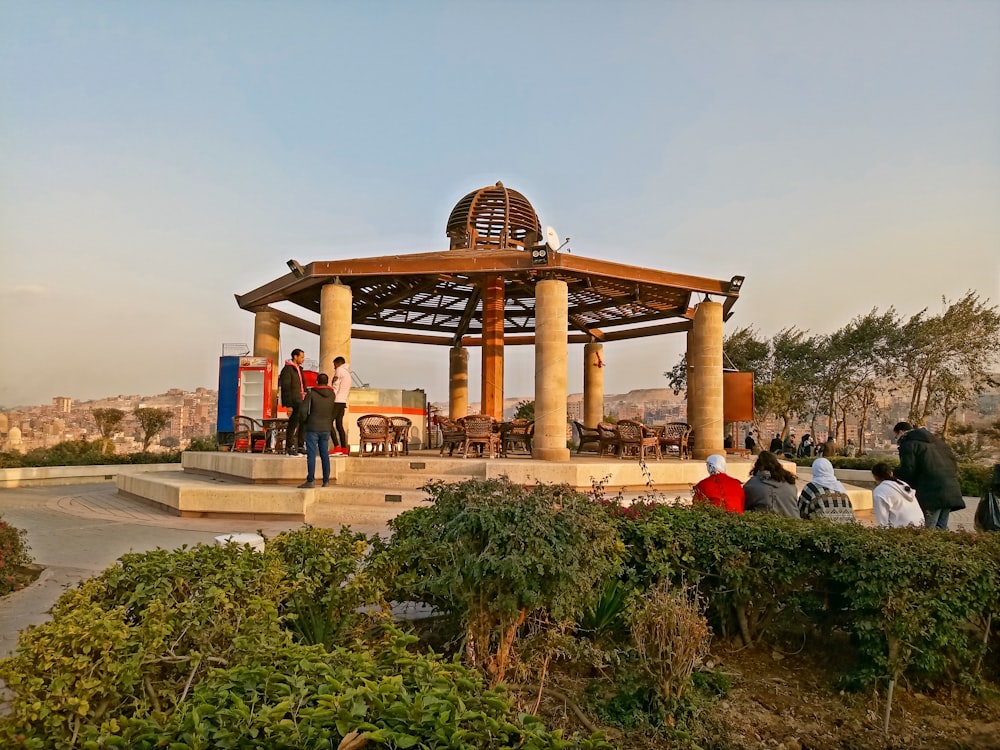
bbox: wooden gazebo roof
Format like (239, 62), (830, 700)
(235, 248), (744, 346)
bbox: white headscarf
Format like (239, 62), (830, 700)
(706, 454), (727, 475)
(810, 457), (846, 492)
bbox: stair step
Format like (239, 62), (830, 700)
(313, 486), (431, 507)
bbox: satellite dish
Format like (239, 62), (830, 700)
(545, 226), (560, 252)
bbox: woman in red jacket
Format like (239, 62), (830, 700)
(692, 454), (745, 513)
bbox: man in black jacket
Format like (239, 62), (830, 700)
(298, 372), (337, 488)
(893, 421), (966, 529)
(279, 349), (307, 455)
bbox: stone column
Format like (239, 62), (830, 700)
(686, 327), (697, 445)
(583, 342), (604, 427)
(449, 346), (469, 421)
(687, 300), (724, 459)
(253, 310), (281, 414)
(480, 275), (505, 420)
(319, 282), (352, 378)
(533, 278), (570, 461)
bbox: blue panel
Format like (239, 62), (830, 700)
(216, 356), (240, 434)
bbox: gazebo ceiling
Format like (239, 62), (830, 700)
(235, 248), (744, 346)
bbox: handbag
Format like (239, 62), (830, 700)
(974, 489), (1000, 532)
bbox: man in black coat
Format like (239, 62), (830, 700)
(279, 348), (307, 455)
(893, 421), (966, 529)
(298, 372), (337, 488)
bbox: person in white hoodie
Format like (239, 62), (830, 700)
(871, 462), (924, 528)
(330, 356), (352, 455)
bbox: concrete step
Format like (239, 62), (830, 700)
(311, 486), (432, 508)
(305, 486), (430, 527)
(336, 456), (485, 489)
(117, 470), (308, 519)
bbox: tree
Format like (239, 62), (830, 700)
(91, 408), (125, 455)
(896, 292), (1000, 430)
(812, 309), (900, 450)
(134, 407), (171, 452)
(91, 408), (125, 440)
(513, 400), (534, 420)
(664, 326), (814, 438)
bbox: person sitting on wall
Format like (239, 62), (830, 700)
(870, 461), (924, 528)
(769, 433), (784, 453)
(692, 454), (745, 513)
(743, 450), (799, 518)
(798, 457), (855, 523)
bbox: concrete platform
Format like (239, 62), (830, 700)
(116, 451), (873, 525)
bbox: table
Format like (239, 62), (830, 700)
(261, 418), (288, 454)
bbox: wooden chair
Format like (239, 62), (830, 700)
(501, 419), (533, 456)
(460, 414), (501, 459)
(390, 416), (412, 456)
(616, 420), (661, 461)
(438, 418), (466, 456)
(232, 415), (266, 453)
(659, 422), (692, 459)
(573, 420), (601, 454)
(356, 414), (394, 457)
(597, 421), (621, 456)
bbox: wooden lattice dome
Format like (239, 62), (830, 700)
(446, 181), (542, 251)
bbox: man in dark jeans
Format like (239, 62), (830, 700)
(893, 421), (966, 529)
(298, 372), (337, 488)
(279, 348), (307, 455)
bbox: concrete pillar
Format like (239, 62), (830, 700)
(533, 278), (570, 462)
(687, 300), (724, 459)
(480, 275), (505, 420)
(253, 310), (281, 414)
(449, 346), (469, 420)
(583, 342), (604, 427)
(319, 282), (352, 378)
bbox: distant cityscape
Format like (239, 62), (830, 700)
(1, 382), (997, 455)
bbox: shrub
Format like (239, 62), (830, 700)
(0, 518), (32, 596)
(0, 542), (292, 747)
(628, 583), (710, 702)
(267, 525), (391, 648)
(0, 441), (183, 468)
(608, 503), (1000, 689)
(186, 434), (218, 452)
(385, 477), (623, 684)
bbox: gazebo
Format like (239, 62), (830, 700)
(235, 182), (744, 460)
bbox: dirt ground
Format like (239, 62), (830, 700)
(527, 641), (1000, 750)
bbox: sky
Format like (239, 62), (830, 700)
(1, 0), (998, 408)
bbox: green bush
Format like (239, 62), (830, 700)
(0, 517), (32, 596)
(267, 525), (391, 648)
(0, 542), (292, 747)
(0, 534), (610, 750)
(384, 477), (623, 685)
(959, 463), (993, 496)
(0, 440), (182, 468)
(608, 503), (1000, 689)
(185, 435), (218, 452)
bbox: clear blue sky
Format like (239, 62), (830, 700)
(2, 1), (998, 408)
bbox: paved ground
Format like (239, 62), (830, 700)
(0, 483), (390, 658)
(0, 482), (982, 660)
